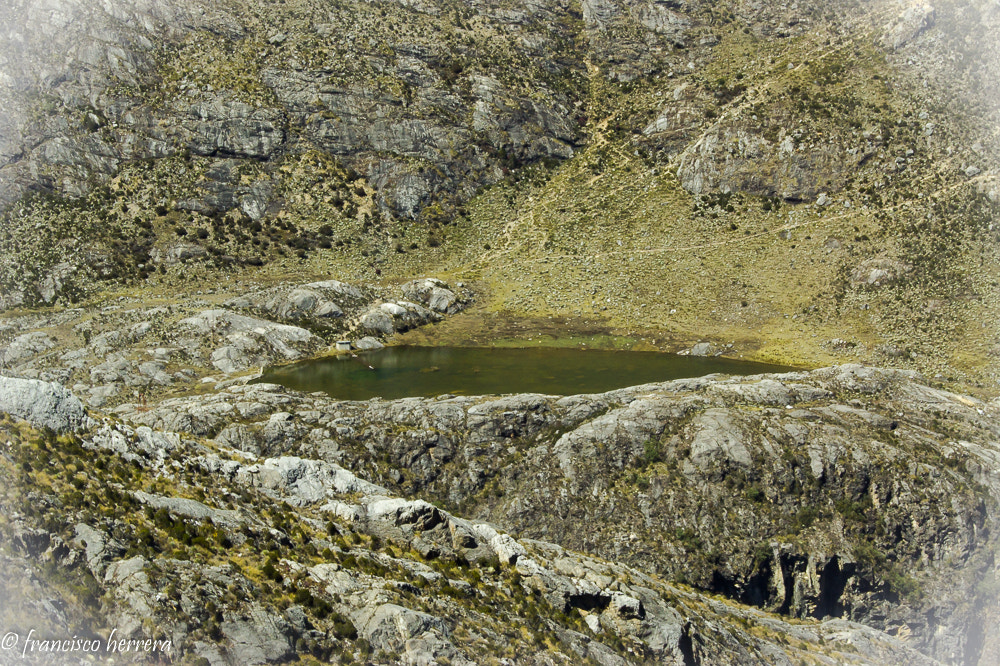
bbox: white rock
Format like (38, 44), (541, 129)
(0, 376), (90, 432)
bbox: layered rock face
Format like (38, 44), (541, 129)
(4, 0), (995, 307)
(4, 367), (997, 664)
(0, 0), (587, 217)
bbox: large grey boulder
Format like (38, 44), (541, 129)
(179, 309), (324, 374)
(360, 310), (395, 336)
(0, 376), (90, 432)
(74, 524), (125, 578)
(104, 556), (157, 637)
(228, 280), (365, 325)
(132, 491), (243, 529)
(237, 456), (385, 505)
(0, 331), (55, 365)
(353, 604), (449, 653)
(360, 301), (442, 338)
(401, 277), (461, 314)
(364, 497), (443, 530)
(220, 604), (294, 665)
(263, 288), (343, 320)
(355, 336), (384, 350)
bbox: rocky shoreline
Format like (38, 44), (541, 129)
(0, 276), (472, 410)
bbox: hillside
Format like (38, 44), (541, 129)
(0, 0), (997, 384)
(3, 367), (1000, 665)
(1, 0), (1000, 665)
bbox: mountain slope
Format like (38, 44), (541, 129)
(0, 0), (997, 385)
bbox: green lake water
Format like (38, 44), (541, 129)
(256, 346), (794, 400)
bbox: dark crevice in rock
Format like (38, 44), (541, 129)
(678, 622), (698, 666)
(567, 592), (610, 613)
(815, 556), (854, 619)
(738, 562), (773, 609)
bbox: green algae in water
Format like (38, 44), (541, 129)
(256, 346), (794, 400)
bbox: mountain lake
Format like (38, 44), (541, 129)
(255, 346), (795, 400)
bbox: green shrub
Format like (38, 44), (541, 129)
(793, 507), (819, 530)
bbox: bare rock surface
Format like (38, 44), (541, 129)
(179, 309), (325, 374)
(0, 375), (91, 432)
(103, 364), (1000, 665)
(5, 371), (971, 664)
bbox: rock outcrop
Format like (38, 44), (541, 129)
(401, 277), (464, 314)
(108, 365), (1000, 665)
(0, 376), (91, 432)
(179, 309), (325, 374)
(4, 372), (981, 664)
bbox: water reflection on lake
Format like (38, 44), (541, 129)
(255, 346), (793, 400)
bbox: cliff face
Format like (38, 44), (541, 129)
(0, 0), (587, 219)
(3, 366), (999, 665)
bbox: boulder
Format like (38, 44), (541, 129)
(0, 331), (55, 365)
(688, 408), (753, 470)
(220, 605), (294, 665)
(353, 604), (449, 653)
(237, 456), (385, 504)
(0, 376), (90, 432)
(132, 491), (243, 529)
(360, 310), (395, 336)
(355, 336), (385, 350)
(365, 497), (443, 530)
(489, 533), (527, 565)
(360, 301), (441, 337)
(263, 288), (343, 320)
(401, 277), (461, 314)
(180, 309), (323, 373)
(74, 524), (125, 577)
(609, 592), (645, 619)
(850, 257), (912, 287)
(690, 342), (714, 357)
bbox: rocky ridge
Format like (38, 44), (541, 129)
(3, 369), (993, 664)
(105, 364), (1000, 664)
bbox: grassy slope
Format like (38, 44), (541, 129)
(434, 9), (1000, 387)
